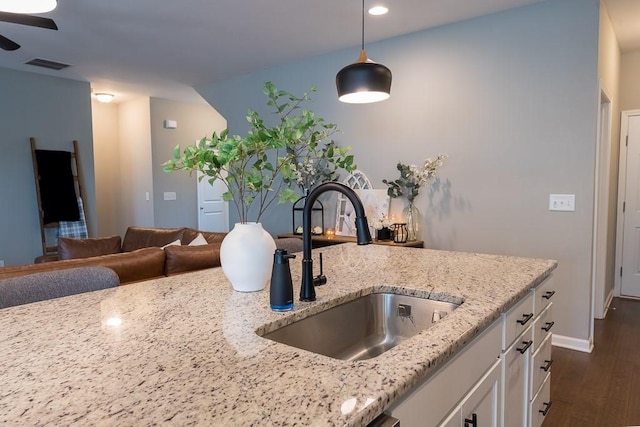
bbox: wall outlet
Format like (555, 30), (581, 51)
(0, 260), (4, 267)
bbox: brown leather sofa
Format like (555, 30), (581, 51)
(0, 227), (303, 285)
(0, 227), (227, 285)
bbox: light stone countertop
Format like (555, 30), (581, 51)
(0, 244), (556, 426)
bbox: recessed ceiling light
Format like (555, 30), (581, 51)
(368, 5), (388, 16)
(0, 0), (57, 14)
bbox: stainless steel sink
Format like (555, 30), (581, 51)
(260, 293), (461, 361)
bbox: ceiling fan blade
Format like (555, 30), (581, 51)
(0, 12), (57, 30)
(0, 34), (20, 50)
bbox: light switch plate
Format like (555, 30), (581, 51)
(163, 120), (177, 129)
(164, 191), (177, 201)
(549, 194), (575, 211)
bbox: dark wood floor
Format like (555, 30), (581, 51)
(543, 297), (640, 427)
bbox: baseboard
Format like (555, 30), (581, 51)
(602, 290), (614, 318)
(552, 334), (593, 353)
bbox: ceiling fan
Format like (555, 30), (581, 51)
(0, 11), (58, 51)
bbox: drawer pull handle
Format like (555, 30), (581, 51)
(517, 339), (533, 354)
(539, 401), (552, 416)
(517, 313), (534, 325)
(542, 321), (555, 332)
(541, 359), (553, 372)
(542, 290), (555, 300)
(464, 413), (478, 427)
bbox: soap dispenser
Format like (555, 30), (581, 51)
(270, 249), (296, 311)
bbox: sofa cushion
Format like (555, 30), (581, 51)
(0, 248), (166, 285)
(164, 244), (221, 276)
(58, 235), (122, 260)
(122, 227), (185, 252)
(182, 228), (226, 245)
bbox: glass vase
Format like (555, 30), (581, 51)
(403, 202), (420, 242)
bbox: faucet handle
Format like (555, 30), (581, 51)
(314, 252), (327, 286)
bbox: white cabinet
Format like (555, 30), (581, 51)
(499, 276), (555, 427)
(501, 325), (532, 427)
(389, 321), (502, 426)
(440, 359), (502, 427)
(388, 275), (554, 427)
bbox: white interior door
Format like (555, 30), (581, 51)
(197, 172), (229, 232)
(620, 113), (640, 297)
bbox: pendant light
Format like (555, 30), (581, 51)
(336, 0), (392, 104)
(0, 0), (57, 14)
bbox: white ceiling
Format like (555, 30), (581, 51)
(0, 0), (636, 104)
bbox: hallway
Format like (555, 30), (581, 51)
(543, 297), (640, 426)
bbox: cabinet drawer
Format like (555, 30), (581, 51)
(533, 303), (553, 352)
(501, 326), (532, 427)
(530, 334), (552, 397)
(503, 291), (534, 350)
(534, 275), (555, 316)
(529, 374), (552, 427)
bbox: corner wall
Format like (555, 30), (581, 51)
(117, 97), (154, 236)
(92, 100), (122, 237)
(621, 50), (640, 110)
(150, 98), (226, 229)
(196, 0), (600, 344)
(596, 0), (621, 318)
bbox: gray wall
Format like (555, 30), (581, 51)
(150, 97), (226, 228)
(117, 97), (154, 235)
(92, 100), (122, 237)
(0, 68), (95, 266)
(621, 49), (640, 111)
(196, 0), (600, 344)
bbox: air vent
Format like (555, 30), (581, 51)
(25, 58), (70, 71)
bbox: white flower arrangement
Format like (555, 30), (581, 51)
(372, 214), (393, 230)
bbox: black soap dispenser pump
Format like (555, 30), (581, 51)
(270, 249), (296, 311)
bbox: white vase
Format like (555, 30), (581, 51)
(220, 222), (276, 292)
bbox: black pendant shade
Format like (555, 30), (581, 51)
(336, 50), (392, 104)
(336, 0), (392, 104)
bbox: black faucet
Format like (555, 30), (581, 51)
(300, 182), (372, 301)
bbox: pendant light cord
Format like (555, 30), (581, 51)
(361, 0), (365, 51)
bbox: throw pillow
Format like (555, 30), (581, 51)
(164, 244), (222, 276)
(58, 236), (122, 260)
(182, 228), (227, 245)
(188, 233), (208, 246)
(161, 239), (181, 249)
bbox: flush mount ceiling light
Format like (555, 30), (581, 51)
(0, 0), (57, 14)
(368, 5), (388, 16)
(336, 0), (392, 104)
(95, 93), (114, 103)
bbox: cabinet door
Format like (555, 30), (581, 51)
(461, 359), (502, 427)
(502, 327), (532, 427)
(438, 359), (502, 427)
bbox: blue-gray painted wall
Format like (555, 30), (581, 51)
(196, 0), (600, 343)
(0, 68), (94, 266)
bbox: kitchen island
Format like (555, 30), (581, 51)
(0, 244), (556, 426)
